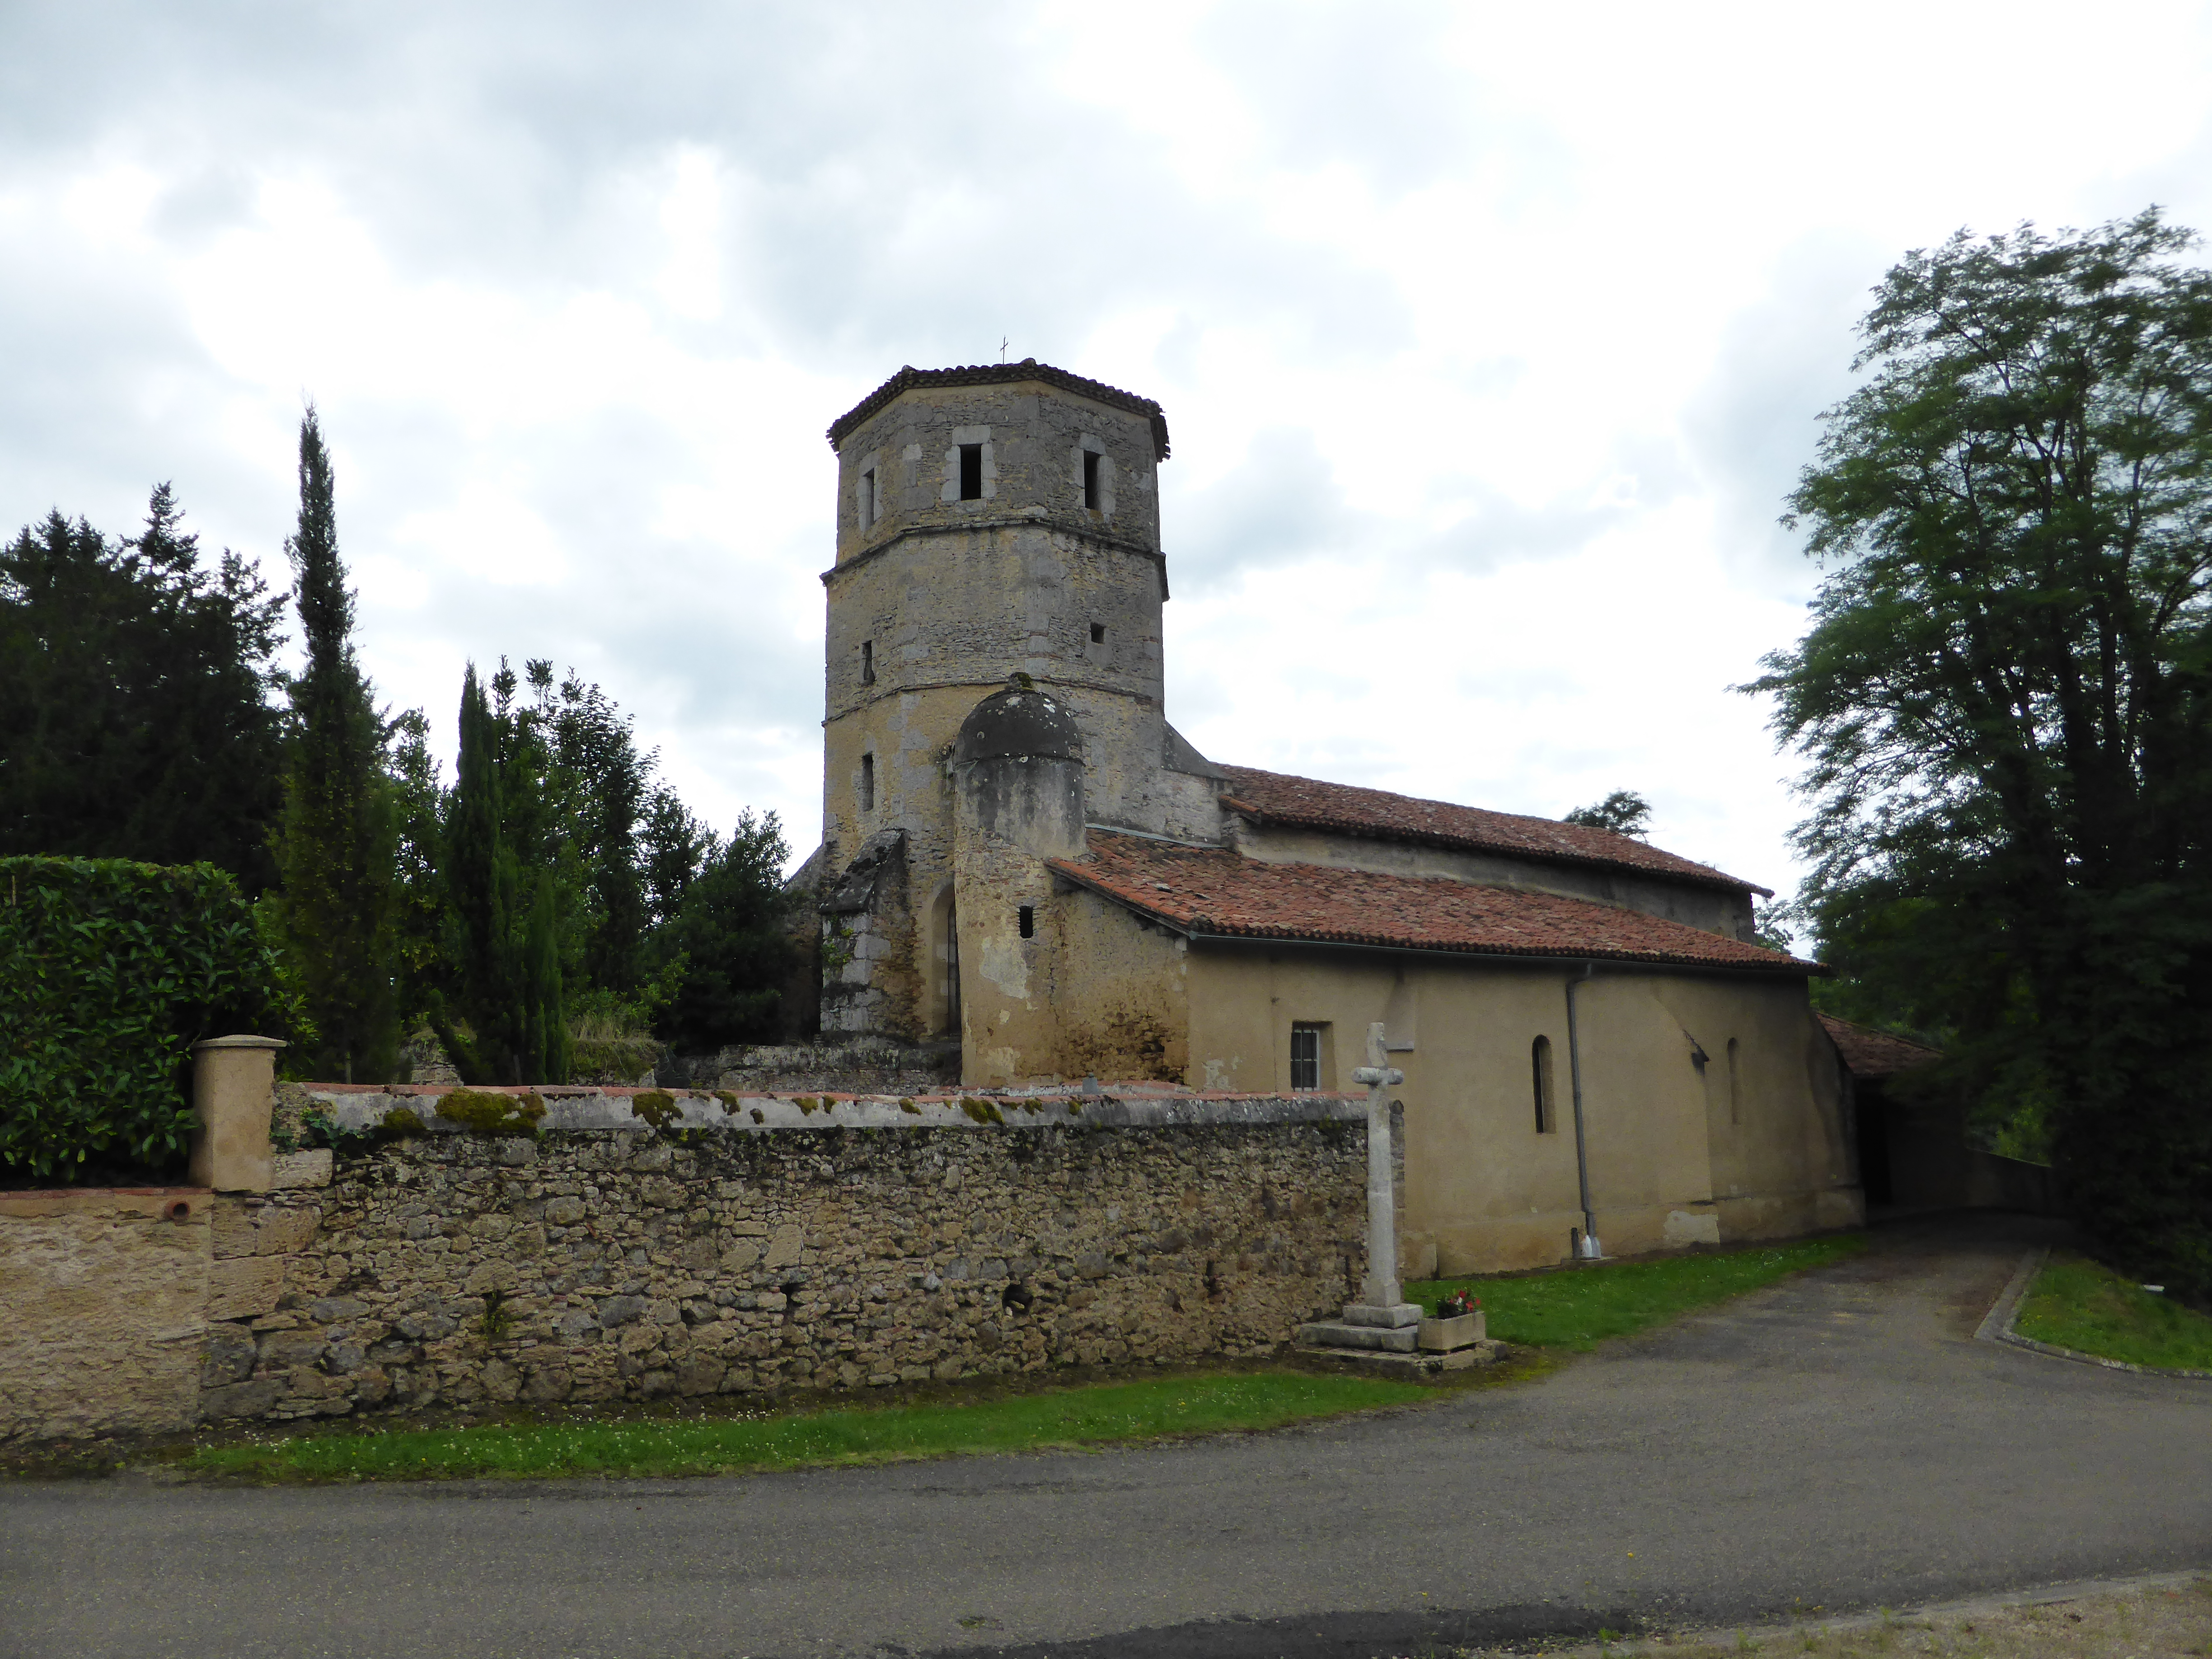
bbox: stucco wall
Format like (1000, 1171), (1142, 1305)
(1182, 944), (1859, 1274)
(0, 1188), (212, 1443)
(957, 881), (1192, 1088)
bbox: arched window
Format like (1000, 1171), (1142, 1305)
(1726, 1037), (1741, 1125)
(1532, 1035), (1556, 1133)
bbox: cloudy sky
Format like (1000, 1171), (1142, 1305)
(8, 2), (2212, 905)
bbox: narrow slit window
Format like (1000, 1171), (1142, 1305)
(859, 753), (875, 812)
(1290, 1023), (1323, 1092)
(861, 640), (875, 684)
(1532, 1035), (1556, 1133)
(860, 468), (876, 526)
(958, 443), (984, 500)
(1089, 622), (1106, 645)
(945, 901), (961, 1031)
(1017, 904), (1035, 939)
(1727, 1037), (1741, 1125)
(1083, 450), (1102, 509)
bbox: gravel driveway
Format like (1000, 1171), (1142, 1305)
(4, 1213), (2207, 1659)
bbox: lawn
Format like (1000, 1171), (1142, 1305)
(181, 1237), (1865, 1485)
(184, 1370), (1431, 1482)
(1406, 1233), (1866, 1351)
(2015, 1252), (2212, 1372)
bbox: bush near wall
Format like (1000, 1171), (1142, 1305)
(0, 856), (278, 1183)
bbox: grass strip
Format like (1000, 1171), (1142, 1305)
(184, 1370), (1431, 1483)
(1407, 1233), (1866, 1351)
(2015, 1252), (2212, 1372)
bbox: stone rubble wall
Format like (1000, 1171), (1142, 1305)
(197, 1085), (1370, 1426)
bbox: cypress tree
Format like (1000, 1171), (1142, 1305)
(272, 408), (399, 1082)
(524, 872), (570, 1083)
(432, 663), (568, 1084)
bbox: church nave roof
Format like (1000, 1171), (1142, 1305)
(1051, 831), (1814, 974)
(1215, 766), (1770, 897)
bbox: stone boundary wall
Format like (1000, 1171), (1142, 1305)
(4, 1078), (1371, 1441)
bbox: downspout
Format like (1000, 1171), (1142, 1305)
(1565, 962), (1602, 1260)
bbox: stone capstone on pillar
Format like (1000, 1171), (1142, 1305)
(187, 1035), (286, 1193)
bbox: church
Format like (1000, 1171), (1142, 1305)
(797, 359), (1862, 1275)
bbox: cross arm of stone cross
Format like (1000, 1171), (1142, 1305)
(1352, 1066), (1404, 1087)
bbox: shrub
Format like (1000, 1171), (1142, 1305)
(0, 856), (279, 1182)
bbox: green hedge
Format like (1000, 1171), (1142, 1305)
(1, 857), (279, 1182)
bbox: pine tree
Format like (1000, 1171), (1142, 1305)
(272, 408), (399, 1082)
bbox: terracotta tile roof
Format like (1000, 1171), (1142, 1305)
(1050, 833), (1817, 974)
(1817, 1015), (1943, 1079)
(1216, 766), (1769, 896)
(828, 360), (1171, 460)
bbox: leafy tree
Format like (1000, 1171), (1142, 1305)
(1749, 208), (2212, 1301)
(0, 489), (286, 886)
(271, 408), (401, 1083)
(655, 809), (797, 1051)
(1562, 789), (1653, 839)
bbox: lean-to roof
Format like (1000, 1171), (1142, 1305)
(1817, 1014), (1943, 1080)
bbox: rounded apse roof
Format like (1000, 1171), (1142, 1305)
(954, 684), (1084, 766)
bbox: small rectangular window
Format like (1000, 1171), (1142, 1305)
(1727, 1037), (1741, 1125)
(1017, 904), (1035, 939)
(958, 444), (984, 500)
(861, 640), (875, 684)
(859, 753), (875, 812)
(1083, 450), (1101, 509)
(1089, 622), (1106, 645)
(1290, 1023), (1324, 1092)
(860, 468), (876, 526)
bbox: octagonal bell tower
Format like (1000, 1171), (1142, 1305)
(816, 360), (1204, 1051)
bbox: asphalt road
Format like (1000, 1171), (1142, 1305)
(5, 1214), (2208, 1659)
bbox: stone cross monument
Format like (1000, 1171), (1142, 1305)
(1350, 1021), (1419, 1322)
(1293, 1021), (1425, 1353)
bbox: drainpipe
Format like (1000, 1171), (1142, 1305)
(1565, 962), (1603, 1260)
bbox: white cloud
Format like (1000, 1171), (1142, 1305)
(5, 0), (2212, 897)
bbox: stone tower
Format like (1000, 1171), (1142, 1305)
(815, 361), (1221, 1066)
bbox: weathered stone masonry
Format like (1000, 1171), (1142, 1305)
(192, 1087), (1369, 1424)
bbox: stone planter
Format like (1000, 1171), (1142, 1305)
(1417, 1311), (1487, 1352)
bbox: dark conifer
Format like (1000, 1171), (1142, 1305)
(0, 491), (285, 883)
(272, 408), (399, 1082)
